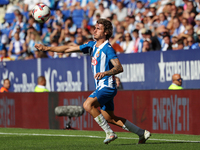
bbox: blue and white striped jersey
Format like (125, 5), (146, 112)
(80, 40), (117, 89)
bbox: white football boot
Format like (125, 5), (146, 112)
(138, 130), (151, 144)
(104, 132), (118, 144)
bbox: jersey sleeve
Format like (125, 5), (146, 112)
(107, 45), (118, 60)
(79, 41), (95, 55)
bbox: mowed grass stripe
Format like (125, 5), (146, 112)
(0, 132), (199, 143)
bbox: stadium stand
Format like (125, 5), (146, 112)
(0, 0), (200, 61)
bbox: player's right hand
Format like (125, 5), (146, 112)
(35, 44), (47, 51)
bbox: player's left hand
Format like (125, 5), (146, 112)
(94, 72), (106, 80)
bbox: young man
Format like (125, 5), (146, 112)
(0, 78), (10, 93)
(35, 18), (151, 144)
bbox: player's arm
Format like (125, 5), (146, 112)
(94, 58), (123, 80)
(35, 44), (81, 53)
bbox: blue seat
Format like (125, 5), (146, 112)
(51, 10), (56, 16)
(73, 17), (83, 28)
(22, 12), (29, 20)
(4, 13), (15, 24)
(88, 17), (93, 26)
(1, 28), (11, 37)
(72, 9), (84, 18)
(62, 10), (71, 18)
(0, 0), (9, 5)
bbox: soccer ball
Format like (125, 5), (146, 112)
(32, 3), (51, 23)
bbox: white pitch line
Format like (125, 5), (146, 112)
(0, 132), (199, 143)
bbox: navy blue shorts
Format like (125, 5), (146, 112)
(89, 87), (117, 111)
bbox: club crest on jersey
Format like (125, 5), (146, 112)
(91, 57), (97, 66)
(96, 51), (100, 57)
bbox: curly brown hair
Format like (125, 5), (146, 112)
(97, 18), (113, 40)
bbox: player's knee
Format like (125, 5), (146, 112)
(83, 101), (91, 112)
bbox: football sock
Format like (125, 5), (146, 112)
(122, 120), (144, 137)
(94, 114), (113, 133)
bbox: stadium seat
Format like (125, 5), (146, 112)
(88, 17), (93, 26)
(22, 12), (29, 20)
(73, 17), (83, 28)
(51, 10), (56, 16)
(62, 10), (71, 18)
(1, 28), (11, 37)
(0, 0), (9, 5)
(72, 9), (84, 18)
(4, 13), (15, 24)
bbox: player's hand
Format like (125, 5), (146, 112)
(35, 44), (47, 51)
(94, 72), (106, 80)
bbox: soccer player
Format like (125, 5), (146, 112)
(35, 18), (151, 144)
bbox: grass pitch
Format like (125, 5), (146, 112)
(0, 128), (199, 150)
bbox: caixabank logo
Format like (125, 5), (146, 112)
(158, 53), (200, 82)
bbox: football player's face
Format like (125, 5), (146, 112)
(93, 23), (105, 40)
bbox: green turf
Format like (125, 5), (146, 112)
(0, 128), (199, 150)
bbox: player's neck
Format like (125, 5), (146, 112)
(96, 38), (107, 47)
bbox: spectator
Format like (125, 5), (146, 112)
(113, 1), (128, 22)
(59, 28), (72, 44)
(180, 24), (198, 41)
(34, 76), (49, 92)
(93, 3), (111, 20)
(53, 9), (66, 28)
(8, 32), (27, 60)
(115, 76), (123, 90)
(126, 0), (137, 15)
(10, 25), (26, 40)
(109, 34), (124, 54)
(134, 0), (145, 15)
(120, 32), (134, 53)
(127, 15), (137, 33)
(132, 29), (140, 53)
(171, 36), (179, 50)
(109, 0), (118, 12)
(158, 12), (169, 27)
(0, 18), (9, 30)
(26, 31), (43, 53)
(168, 74), (183, 90)
(26, 16), (41, 34)
(0, 78), (10, 93)
(196, 29), (200, 42)
(24, 52), (35, 60)
(64, 17), (77, 35)
(194, 14), (200, 33)
(41, 24), (52, 46)
(161, 35), (172, 51)
(138, 28), (147, 53)
(0, 49), (13, 61)
(174, 39), (184, 50)
(50, 21), (63, 43)
(9, 14), (26, 39)
(142, 40), (152, 52)
(0, 30), (9, 52)
(47, 40), (59, 58)
(186, 35), (199, 49)
(170, 17), (185, 37)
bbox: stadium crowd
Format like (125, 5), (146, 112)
(1, 0), (200, 61)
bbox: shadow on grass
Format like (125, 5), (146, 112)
(111, 141), (200, 146)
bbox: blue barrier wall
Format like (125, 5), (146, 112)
(1, 49), (200, 92)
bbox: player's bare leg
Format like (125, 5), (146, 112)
(83, 97), (117, 144)
(101, 110), (151, 144)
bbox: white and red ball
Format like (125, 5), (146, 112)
(32, 3), (51, 23)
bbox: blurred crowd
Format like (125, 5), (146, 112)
(1, 0), (200, 61)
